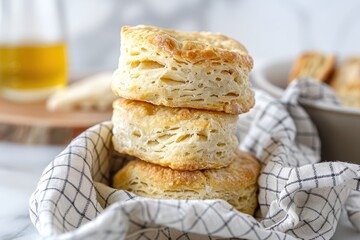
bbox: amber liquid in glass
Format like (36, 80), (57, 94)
(0, 43), (67, 101)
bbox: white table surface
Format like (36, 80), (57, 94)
(0, 142), (359, 240)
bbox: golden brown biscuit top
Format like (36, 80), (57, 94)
(114, 150), (260, 191)
(204, 151), (261, 190)
(288, 51), (336, 82)
(331, 57), (360, 90)
(121, 25), (253, 69)
(117, 159), (206, 190)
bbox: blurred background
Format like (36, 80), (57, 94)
(63, 0), (360, 77)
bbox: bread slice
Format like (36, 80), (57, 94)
(289, 52), (336, 82)
(112, 25), (255, 114)
(113, 150), (261, 215)
(112, 98), (238, 171)
(47, 72), (116, 111)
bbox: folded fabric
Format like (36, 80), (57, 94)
(29, 78), (360, 239)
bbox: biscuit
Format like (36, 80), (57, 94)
(112, 150), (260, 215)
(330, 57), (360, 108)
(112, 25), (255, 114)
(289, 52), (336, 82)
(112, 98), (239, 171)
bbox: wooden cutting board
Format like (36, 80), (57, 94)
(0, 97), (112, 128)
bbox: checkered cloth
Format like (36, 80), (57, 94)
(30, 79), (360, 239)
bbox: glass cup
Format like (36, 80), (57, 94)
(0, 0), (67, 102)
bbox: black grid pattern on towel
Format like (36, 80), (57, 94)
(30, 79), (360, 240)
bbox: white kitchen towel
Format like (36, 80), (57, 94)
(29, 78), (360, 240)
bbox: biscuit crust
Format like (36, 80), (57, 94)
(112, 98), (239, 171)
(113, 150), (261, 215)
(330, 57), (360, 108)
(112, 25), (255, 114)
(289, 52), (336, 82)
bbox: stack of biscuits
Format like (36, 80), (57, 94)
(111, 25), (260, 215)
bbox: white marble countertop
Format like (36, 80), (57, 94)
(0, 142), (64, 239)
(0, 141), (359, 240)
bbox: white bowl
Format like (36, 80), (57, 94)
(252, 58), (360, 163)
